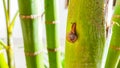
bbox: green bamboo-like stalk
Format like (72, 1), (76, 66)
(2, 0), (15, 68)
(44, 0), (61, 68)
(0, 45), (9, 68)
(105, 0), (120, 68)
(18, 0), (44, 68)
(65, 0), (106, 68)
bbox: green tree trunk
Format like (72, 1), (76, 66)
(105, 0), (120, 68)
(18, 0), (44, 68)
(65, 0), (106, 68)
(44, 0), (61, 68)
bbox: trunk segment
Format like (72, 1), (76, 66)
(65, 0), (106, 68)
(44, 0), (61, 68)
(105, 0), (120, 68)
(18, 0), (44, 68)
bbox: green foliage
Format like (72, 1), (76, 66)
(0, 45), (9, 68)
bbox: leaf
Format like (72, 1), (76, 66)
(113, 21), (120, 27)
(8, 11), (19, 35)
(10, 11), (19, 26)
(0, 40), (7, 49)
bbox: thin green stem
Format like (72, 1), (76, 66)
(7, 0), (10, 22)
(2, 0), (15, 68)
(0, 40), (8, 49)
(7, 0), (11, 44)
(2, 0), (9, 25)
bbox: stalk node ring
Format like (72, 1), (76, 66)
(24, 50), (43, 56)
(20, 14), (41, 19)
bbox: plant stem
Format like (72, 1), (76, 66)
(65, 0), (106, 68)
(2, 0), (15, 68)
(0, 40), (8, 49)
(44, 0), (61, 68)
(6, 36), (15, 68)
(105, 0), (120, 68)
(18, 0), (44, 68)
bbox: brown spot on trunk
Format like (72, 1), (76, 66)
(66, 23), (78, 43)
